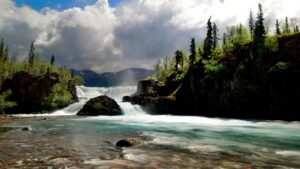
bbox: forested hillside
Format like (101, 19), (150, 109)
(126, 3), (300, 120)
(0, 40), (83, 114)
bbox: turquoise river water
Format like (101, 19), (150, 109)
(0, 86), (299, 168)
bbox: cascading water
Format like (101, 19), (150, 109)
(102, 86), (146, 116)
(18, 86), (146, 116)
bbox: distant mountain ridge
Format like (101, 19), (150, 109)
(71, 68), (154, 87)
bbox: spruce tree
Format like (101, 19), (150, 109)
(3, 47), (8, 62)
(249, 9), (255, 37)
(238, 24), (243, 35)
(213, 22), (219, 49)
(253, 3), (266, 58)
(254, 4), (266, 38)
(276, 19), (281, 35)
(284, 17), (291, 34)
(175, 50), (184, 71)
(222, 33), (227, 50)
(198, 47), (203, 58)
(28, 41), (35, 68)
(0, 38), (4, 60)
(189, 38), (196, 65)
(50, 54), (55, 65)
(203, 17), (213, 59)
(296, 26), (299, 33)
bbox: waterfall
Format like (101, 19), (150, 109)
(50, 86), (146, 116)
(17, 86), (146, 117)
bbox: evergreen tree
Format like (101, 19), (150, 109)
(253, 3), (266, 58)
(71, 70), (74, 77)
(249, 9), (255, 37)
(222, 33), (227, 50)
(276, 19), (281, 35)
(203, 17), (213, 59)
(3, 46), (8, 62)
(254, 4), (266, 38)
(213, 22), (219, 49)
(50, 54), (55, 65)
(175, 50), (184, 71)
(238, 24), (243, 35)
(0, 38), (4, 60)
(189, 38), (196, 65)
(28, 41), (35, 68)
(198, 47), (203, 58)
(294, 25), (299, 33)
(284, 17), (291, 34)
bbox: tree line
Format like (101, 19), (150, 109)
(0, 39), (83, 114)
(153, 3), (299, 81)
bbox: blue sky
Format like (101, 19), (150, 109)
(15, 0), (125, 10)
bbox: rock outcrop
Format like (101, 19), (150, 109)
(77, 95), (122, 116)
(135, 79), (158, 96)
(123, 78), (179, 115)
(1, 71), (77, 114)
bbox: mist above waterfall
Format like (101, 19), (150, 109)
(71, 68), (154, 87)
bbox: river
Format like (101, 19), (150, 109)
(0, 86), (300, 168)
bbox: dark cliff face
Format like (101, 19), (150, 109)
(1, 71), (77, 114)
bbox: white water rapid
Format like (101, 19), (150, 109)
(18, 86), (146, 117)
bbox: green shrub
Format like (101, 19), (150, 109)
(72, 75), (85, 85)
(270, 61), (289, 73)
(265, 36), (279, 53)
(0, 90), (16, 114)
(223, 25), (252, 52)
(42, 83), (72, 110)
(203, 60), (225, 75)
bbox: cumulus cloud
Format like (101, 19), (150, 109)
(0, 0), (300, 72)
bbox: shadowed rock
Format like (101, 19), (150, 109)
(116, 138), (143, 147)
(77, 95), (122, 116)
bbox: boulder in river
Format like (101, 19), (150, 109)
(77, 95), (122, 116)
(116, 138), (143, 147)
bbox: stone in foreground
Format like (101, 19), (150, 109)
(77, 95), (122, 116)
(115, 138), (143, 147)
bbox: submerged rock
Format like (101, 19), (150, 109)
(22, 126), (32, 131)
(116, 138), (143, 147)
(77, 95), (122, 116)
(0, 126), (32, 132)
(122, 96), (131, 102)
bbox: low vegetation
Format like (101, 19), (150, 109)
(0, 40), (83, 114)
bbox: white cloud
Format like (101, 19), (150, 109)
(0, 0), (300, 72)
